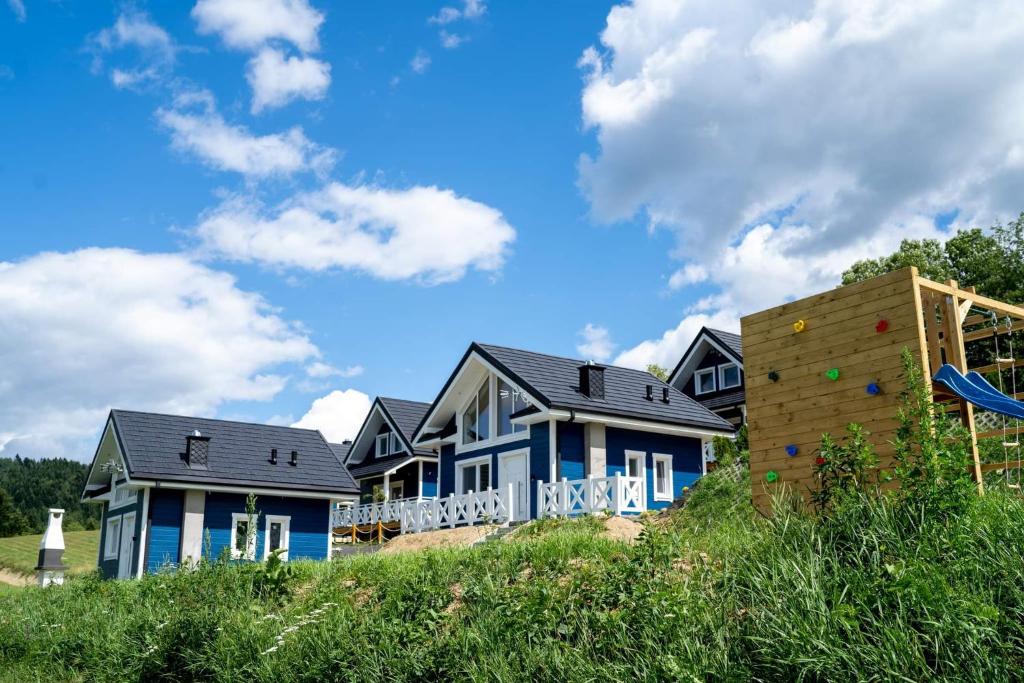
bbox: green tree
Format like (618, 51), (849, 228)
(842, 238), (952, 285)
(0, 487), (31, 537)
(647, 364), (668, 381)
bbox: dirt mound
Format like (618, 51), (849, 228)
(601, 516), (644, 543)
(378, 525), (496, 554)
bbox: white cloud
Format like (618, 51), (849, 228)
(576, 323), (616, 363)
(586, 0), (1024, 372)
(7, 0), (25, 22)
(0, 248), (317, 460)
(157, 89), (335, 177)
(429, 0), (484, 48)
(89, 10), (177, 88)
(614, 310), (739, 372)
(429, 7), (462, 25)
(195, 182), (516, 283)
(247, 47), (331, 113)
(192, 0), (324, 52)
(291, 389), (372, 443)
(439, 30), (465, 49)
(410, 49), (432, 74)
(305, 362), (364, 378)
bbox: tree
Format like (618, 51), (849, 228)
(0, 487), (31, 537)
(647, 364), (669, 381)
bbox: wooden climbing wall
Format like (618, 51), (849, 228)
(742, 268), (928, 510)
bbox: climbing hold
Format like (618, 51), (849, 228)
(765, 471), (779, 483)
(876, 319), (889, 333)
(866, 382), (881, 395)
(793, 319), (806, 333)
(768, 370), (780, 382)
(826, 368), (840, 381)
(785, 444), (799, 457)
(815, 456), (826, 466)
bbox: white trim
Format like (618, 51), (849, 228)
(455, 454), (492, 494)
(498, 448), (530, 522)
(389, 479), (404, 501)
(668, 331), (743, 388)
(625, 450), (646, 481)
(151, 481), (358, 502)
(548, 419), (557, 482)
(417, 460), (424, 498)
(135, 487), (150, 579)
(117, 512), (136, 579)
(108, 478), (135, 510)
(545, 410), (732, 440)
(694, 367), (716, 395)
(263, 515), (291, 561)
(390, 432), (403, 456)
(376, 433), (389, 458)
(104, 515), (121, 560)
(718, 362), (741, 390)
(230, 512), (257, 560)
(653, 453), (673, 501)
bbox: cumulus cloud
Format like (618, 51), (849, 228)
(156, 89), (335, 177)
(586, 0), (1024, 371)
(291, 389), (372, 443)
(246, 47), (331, 113)
(0, 248), (317, 460)
(576, 324), (616, 363)
(192, 0), (324, 52)
(428, 0), (484, 48)
(195, 182), (516, 283)
(614, 310), (740, 372)
(89, 9), (178, 88)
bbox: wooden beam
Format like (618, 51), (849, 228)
(944, 280), (983, 490)
(977, 426), (1024, 440)
(980, 461), (1024, 474)
(970, 358), (1024, 375)
(963, 319), (1024, 342)
(918, 277), (1024, 320)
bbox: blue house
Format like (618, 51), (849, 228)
(342, 397), (438, 504)
(81, 410), (359, 579)
(411, 343), (736, 522)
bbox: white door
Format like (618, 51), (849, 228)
(118, 512), (135, 579)
(499, 452), (528, 521)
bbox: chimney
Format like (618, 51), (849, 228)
(578, 361), (605, 400)
(186, 430), (210, 470)
(662, 387), (670, 403)
(270, 448), (278, 464)
(645, 385), (654, 401)
(290, 450), (298, 466)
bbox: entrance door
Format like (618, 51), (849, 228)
(498, 451), (528, 521)
(118, 512), (135, 579)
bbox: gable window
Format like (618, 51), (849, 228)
(462, 380), (491, 445)
(695, 368), (716, 395)
(104, 516), (121, 560)
(231, 513), (256, 560)
(389, 433), (403, 456)
(719, 363), (741, 389)
(458, 457), (491, 494)
(497, 377), (528, 436)
(653, 454), (673, 501)
(264, 515), (290, 561)
(110, 478), (133, 509)
(376, 433), (389, 458)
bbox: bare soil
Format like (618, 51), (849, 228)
(601, 516), (645, 543)
(0, 569), (31, 587)
(378, 525), (496, 554)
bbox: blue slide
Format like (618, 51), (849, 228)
(932, 364), (1024, 420)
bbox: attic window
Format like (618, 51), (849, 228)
(497, 377), (528, 436)
(719, 363), (741, 389)
(695, 368), (716, 395)
(376, 433), (389, 458)
(462, 379), (491, 445)
(389, 433), (403, 455)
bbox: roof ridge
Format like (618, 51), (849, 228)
(476, 341), (670, 381)
(378, 396), (431, 407)
(111, 408), (319, 434)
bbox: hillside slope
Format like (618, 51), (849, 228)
(0, 529), (99, 578)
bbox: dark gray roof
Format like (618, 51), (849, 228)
(110, 410), (358, 496)
(474, 343), (733, 432)
(706, 328), (742, 360)
(378, 397), (431, 447)
(328, 442), (352, 460)
(348, 455), (425, 479)
(668, 326), (743, 386)
(698, 389), (745, 410)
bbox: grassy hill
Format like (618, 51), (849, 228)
(0, 529), (99, 577)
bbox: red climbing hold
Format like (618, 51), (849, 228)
(815, 456), (826, 466)
(876, 319), (889, 333)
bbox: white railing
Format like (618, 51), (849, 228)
(331, 496), (435, 529)
(536, 474), (646, 518)
(400, 485), (514, 534)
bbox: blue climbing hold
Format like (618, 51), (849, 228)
(866, 383), (881, 395)
(785, 444), (798, 457)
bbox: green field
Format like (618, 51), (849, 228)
(0, 529), (99, 577)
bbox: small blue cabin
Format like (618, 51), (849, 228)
(341, 397), (438, 504)
(411, 342), (736, 522)
(81, 410), (358, 579)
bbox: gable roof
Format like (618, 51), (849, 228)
(98, 409), (358, 496)
(668, 326), (743, 388)
(414, 342), (735, 440)
(345, 396), (435, 466)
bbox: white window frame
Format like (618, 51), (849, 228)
(456, 454), (492, 494)
(625, 450), (646, 482)
(653, 453), (673, 501)
(263, 515), (291, 561)
(376, 433), (389, 458)
(389, 432), (403, 456)
(496, 376), (529, 438)
(694, 367), (716, 395)
(104, 515), (121, 560)
(457, 373), (532, 453)
(718, 362), (741, 390)
(109, 478), (134, 510)
(231, 512), (257, 560)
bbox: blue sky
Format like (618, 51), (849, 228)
(4, 0), (1024, 459)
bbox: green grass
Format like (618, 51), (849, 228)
(2, 464), (1024, 681)
(0, 529), (99, 577)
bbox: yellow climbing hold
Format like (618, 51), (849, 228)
(793, 319), (806, 333)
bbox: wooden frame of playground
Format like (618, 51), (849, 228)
(742, 266), (1024, 509)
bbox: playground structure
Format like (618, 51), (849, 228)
(742, 266), (1024, 510)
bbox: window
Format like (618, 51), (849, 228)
(231, 513), (257, 560)
(110, 478), (133, 509)
(695, 367), (716, 395)
(719, 363), (741, 389)
(461, 380), (490, 445)
(458, 458), (491, 494)
(390, 433), (403, 456)
(497, 377), (529, 436)
(389, 481), (405, 501)
(376, 433), (389, 457)
(625, 451), (645, 479)
(264, 515), (290, 560)
(104, 516), (121, 560)
(653, 454), (673, 501)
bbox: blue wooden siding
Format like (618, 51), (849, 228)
(421, 461), (438, 497)
(604, 427), (702, 510)
(439, 438), (531, 497)
(556, 422), (585, 481)
(202, 492), (330, 562)
(146, 488), (183, 573)
(527, 423), (551, 519)
(97, 489), (143, 579)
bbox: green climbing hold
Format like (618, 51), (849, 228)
(826, 368), (840, 381)
(765, 471), (779, 483)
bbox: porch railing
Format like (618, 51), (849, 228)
(332, 496), (434, 529)
(400, 485), (514, 534)
(536, 474), (646, 518)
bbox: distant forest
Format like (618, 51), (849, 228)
(0, 456), (101, 537)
